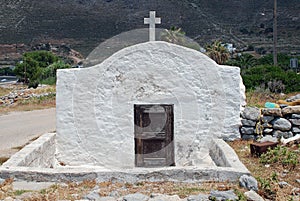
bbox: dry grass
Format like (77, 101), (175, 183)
(0, 85), (56, 115)
(228, 140), (300, 201)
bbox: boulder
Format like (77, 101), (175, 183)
(292, 127), (300, 133)
(286, 94), (300, 102)
(273, 130), (293, 139)
(262, 108), (282, 117)
(241, 107), (260, 121)
(263, 128), (273, 134)
(209, 190), (238, 201)
(282, 106), (300, 116)
(289, 119), (300, 126)
(239, 175), (258, 192)
(241, 119), (256, 127)
(244, 190), (264, 201)
(187, 194), (209, 201)
(262, 116), (275, 123)
(272, 118), (292, 131)
(241, 127), (255, 135)
(149, 194), (181, 201)
(291, 114), (300, 119)
(123, 193), (149, 201)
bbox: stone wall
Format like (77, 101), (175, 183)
(240, 106), (300, 140)
(2, 133), (56, 168)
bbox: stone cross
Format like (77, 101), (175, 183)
(144, 11), (161, 41)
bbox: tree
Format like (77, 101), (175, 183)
(206, 41), (230, 65)
(226, 53), (257, 69)
(14, 51), (69, 88)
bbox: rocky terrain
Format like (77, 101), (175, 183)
(0, 0), (299, 58)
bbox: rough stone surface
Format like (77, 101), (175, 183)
(263, 128), (273, 134)
(56, 41), (245, 167)
(239, 175), (258, 192)
(241, 107), (260, 121)
(261, 108), (282, 117)
(122, 193), (149, 201)
(290, 119), (300, 126)
(244, 190), (264, 201)
(242, 135), (255, 140)
(282, 106), (300, 115)
(292, 114), (300, 119)
(2, 133), (56, 168)
(149, 194), (181, 201)
(259, 135), (277, 143)
(286, 94), (300, 102)
(209, 190), (238, 201)
(292, 127), (300, 133)
(272, 118), (292, 131)
(240, 127), (255, 135)
(83, 187), (101, 200)
(262, 116), (275, 123)
(187, 194), (209, 201)
(241, 119), (256, 127)
(273, 130), (293, 139)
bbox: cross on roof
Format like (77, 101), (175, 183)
(144, 11), (161, 41)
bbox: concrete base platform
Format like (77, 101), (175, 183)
(0, 133), (250, 183)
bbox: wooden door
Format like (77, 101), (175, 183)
(134, 104), (174, 167)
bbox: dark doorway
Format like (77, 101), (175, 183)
(134, 104), (174, 167)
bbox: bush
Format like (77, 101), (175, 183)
(242, 65), (300, 93)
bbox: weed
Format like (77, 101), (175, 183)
(14, 190), (31, 196)
(259, 145), (299, 170)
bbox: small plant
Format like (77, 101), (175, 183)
(259, 145), (299, 170)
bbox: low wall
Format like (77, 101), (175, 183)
(2, 133), (56, 168)
(240, 106), (300, 140)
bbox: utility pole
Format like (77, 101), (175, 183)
(273, 0), (278, 65)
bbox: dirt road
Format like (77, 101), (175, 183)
(0, 108), (56, 157)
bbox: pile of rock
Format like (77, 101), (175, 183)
(0, 89), (55, 106)
(240, 106), (300, 140)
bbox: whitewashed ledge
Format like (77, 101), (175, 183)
(0, 134), (250, 183)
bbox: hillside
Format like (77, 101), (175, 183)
(0, 0), (299, 57)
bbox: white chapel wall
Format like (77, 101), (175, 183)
(56, 41), (245, 168)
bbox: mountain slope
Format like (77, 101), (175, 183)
(0, 0), (299, 56)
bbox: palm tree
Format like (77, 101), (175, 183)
(206, 41), (230, 65)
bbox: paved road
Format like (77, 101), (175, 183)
(0, 108), (56, 156)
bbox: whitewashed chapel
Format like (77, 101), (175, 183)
(56, 12), (245, 169)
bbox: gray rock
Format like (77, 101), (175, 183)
(241, 107), (260, 121)
(123, 193), (149, 201)
(282, 106), (300, 116)
(0, 178), (5, 185)
(273, 130), (293, 139)
(109, 191), (121, 198)
(241, 119), (257, 127)
(241, 127), (255, 135)
(262, 122), (273, 128)
(239, 175), (258, 192)
(292, 127), (300, 133)
(99, 197), (116, 201)
(291, 114), (300, 119)
(149, 194), (181, 201)
(209, 190), (238, 201)
(261, 108), (282, 117)
(83, 190), (101, 200)
(289, 119), (300, 126)
(263, 128), (273, 134)
(262, 116), (275, 123)
(242, 134), (256, 140)
(279, 181), (290, 188)
(187, 194), (209, 201)
(286, 94), (300, 102)
(244, 190), (264, 201)
(259, 135), (277, 143)
(272, 118), (292, 131)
